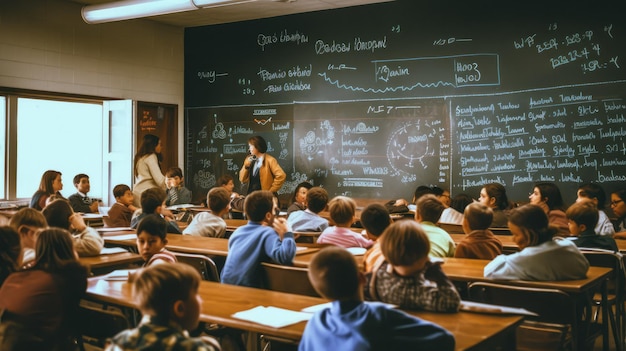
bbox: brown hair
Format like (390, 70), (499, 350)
(415, 194), (444, 223)
(328, 196), (356, 226)
(244, 190), (274, 222)
(141, 187), (167, 214)
(33, 228), (79, 271)
(508, 204), (557, 247)
(37, 170), (62, 194)
(0, 226), (21, 285)
(42, 199), (74, 230)
(566, 200), (599, 230)
(136, 214), (168, 241)
(165, 167), (184, 179)
(207, 187), (230, 213)
(308, 246), (360, 300)
(360, 203), (390, 237)
(464, 202), (493, 230)
(306, 187), (329, 214)
(133, 262), (201, 320)
(113, 184), (131, 198)
(9, 208), (47, 231)
(248, 135), (268, 153)
(379, 220), (430, 266)
(134, 134), (161, 177)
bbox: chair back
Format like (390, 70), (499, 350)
(438, 222), (464, 234)
(175, 252), (220, 282)
(468, 282), (578, 351)
(261, 262), (320, 297)
(77, 305), (130, 349)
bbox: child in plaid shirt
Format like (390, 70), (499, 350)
(365, 220), (461, 312)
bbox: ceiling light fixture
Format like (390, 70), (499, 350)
(81, 0), (257, 24)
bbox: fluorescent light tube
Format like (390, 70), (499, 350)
(82, 0), (198, 24)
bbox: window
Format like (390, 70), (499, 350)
(16, 98), (104, 199)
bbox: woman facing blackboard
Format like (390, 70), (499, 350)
(239, 136), (286, 196)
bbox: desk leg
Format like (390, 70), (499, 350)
(602, 280), (609, 351)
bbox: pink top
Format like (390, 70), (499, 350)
(317, 227), (374, 248)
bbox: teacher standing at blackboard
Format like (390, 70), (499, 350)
(132, 134), (166, 207)
(240, 135), (286, 196)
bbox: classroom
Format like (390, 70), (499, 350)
(1, 0), (626, 350)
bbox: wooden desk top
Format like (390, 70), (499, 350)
(86, 278), (522, 350)
(78, 251), (142, 270)
(441, 257), (612, 294)
(450, 233), (518, 252)
(105, 233), (321, 258)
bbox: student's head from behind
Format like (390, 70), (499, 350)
(529, 182), (565, 211)
(577, 183), (607, 210)
(479, 183), (509, 210)
(42, 199), (74, 230)
(451, 193), (473, 215)
(566, 199), (599, 236)
(38, 170), (63, 194)
(380, 220), (430, 276)
(244, 190), (276, 223)
(414, 194), (444, 223)
(412, 185), (434, 204)
(0, 226), (22, 283)
(291, 182), (313, 205)
(508, 204), (557, 249)
(308, 246), (362, 301)
(360, 203), (390, 240)
(33, 228), (78, 271)
(305, 187), (329, 214)
(133, 262), (202, 331)
(207, 187), (231, 214)
(73, 173), (90, 194)
(113, 184), (134, 206)
(327, 196), (356, 227)
(217, 174), (235, 193)
(141, 187), (167, 214)
(611, 189), (626, 219)
(136, 214), (168, 262)
(165, 167), (184, 188)
(463, 202), (493, 232)
(9, 208), (47, 249)
(431, 186), (451, 208)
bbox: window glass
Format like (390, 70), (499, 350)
(16, 98), (103, 200)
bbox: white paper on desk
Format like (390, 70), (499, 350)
(232, 306), (312, 328)
(166, 204), (197, 211)
(102, 268), (138, 281)
(460, 301), (538, 316)
(100, 247), (128, 255)
(346, 247), (367, 255)
(105, 234), (137, 241)
(301, 301), (397, 314)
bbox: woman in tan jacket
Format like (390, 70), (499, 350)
(240, 135), (286, 196)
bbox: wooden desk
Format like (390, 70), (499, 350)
(85, 278), (522, 351)
(79, 251), (142, 275)
(105, 233), (321, 258)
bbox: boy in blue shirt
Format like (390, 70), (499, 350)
(300, 246), (455, 351)
(221, 190), (296, 288)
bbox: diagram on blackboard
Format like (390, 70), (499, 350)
(298, 120), (335, 161)
(387, 120), (436, 181)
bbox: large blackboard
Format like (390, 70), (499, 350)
(184, 0), (626, 205)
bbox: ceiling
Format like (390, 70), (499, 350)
(68, 0), (394, 28)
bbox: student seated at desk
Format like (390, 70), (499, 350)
(432, 186), (464, 225)
(567, 200), (618, 252)
(8, 208), (47, 266)
(0, 227), (21, 287)
(317, 196), (373, 249)
(0, 228), (88, 350)
(576, 183), (615, 236)
(365, 220), (460, 312)
(106, 184), (138, 228)
(165, 167), (192, 207)
(29, 170), (64, 211)
(300, 246), (455, 351)
(42, 199), (104, 257)
(484, 204), (589, 281)
(217, 174), (245, 214)
(68, 173), (99, 214)
(415, 194), (455, 258)
(221, 190), (296, 288)
(287, 181), (312, 217)
(131, 187), (182, 234)
(528, 182), (569, 237)
(136, 214), (177, 266)
(454, 203), (503, 260)
(183, 187), (230, 238)
(612, 189), (626, 239)
(478, 183), (511, 228)
(361, 203), (391, 273)
(106, 263), (220, 351)
(287, 186), (329, 233)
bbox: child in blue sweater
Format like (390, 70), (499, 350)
(300, 246), (455, 351)
(221, 190), (296, 288)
